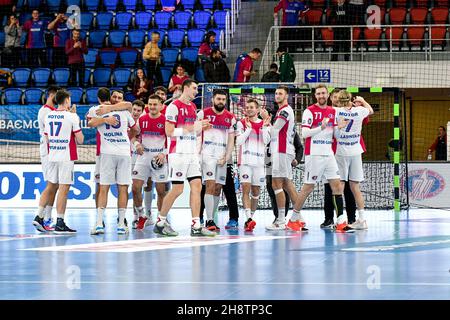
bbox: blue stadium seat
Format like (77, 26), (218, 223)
(148, 29), (167, 47)
(181, 0), (195, 10)
(24, 88), (43, 104)
(53, 68), (70, 86)
(32, 68), (51, 87)
(109, 30), (126, 47)
(213, 10), (228, 29)
(142, 0), (157, 10)
(28, 0), (41, 9)
(93, 68), (112, 86)
(181, 47), (199, 63)
(115, 12), (133, 30)
(96, 12), (113, 30)
(86, 87), (100, 104)
(85, 0), (100, 11)
(0, 32), (5, 47)
(221, 0), (231, 9)
(99, 50), (118, 66)
(67, 87), (84, 104)
(128, 30), (146, 48)
(154, 11), (173, 29)
(89, 30), (107, 48)
(66, 0), (81, 6)
(124, 92), (135, 102)
(80, 12), (94, 30)
(4, 88), (23, 104)
(83, 69), (92, 87)
(15, 0), (25, 10)
(187, 29), (205, 47)
(194, 11), (211, 29)
(195, 67), (205, 82)
(119, 49), (138, 67)
(167, 29), (186, 47)
(199, 0), (214, 9)
(123, 0), (138, 10)
(161, 48), (179, 66)
(19, 13), (31, 26)
(113, 68), (132, 87)
(160, 67), (172, 87)
(84, 49), (98, 67)
(174, 11), (192, 29)
(47, 0), (62, 12)
(12, 68), (31, 87)
(135, 11), (152, 29)
(103, 0), (119, 11)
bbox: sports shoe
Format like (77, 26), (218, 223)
(265, 220), (286, 231)
(153, 221), (179, 236)
(137, 216), (152, 230)
(90, 225), (105, 235)
(43, 218), (55, 231)
(32, 215), (46, 232)
(200, 218), (204, 225)
(146, 214), (155, 225)
(320, 219), (335, 229)
(191, 226), (216, 237)
(132, 219), (139, 229)
(205, 220), (220, 232)
(117, 225), (129, 235)
(54, 221), (77, 233)
(286, 220), (308, 232)
(117, 217), (128, 227)
(335, 222), (355, 233)
(224, 219), (238, 229)
(244, 218), (256, 232)
(349, 219), (368, 230)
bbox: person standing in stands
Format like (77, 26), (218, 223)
(48, 12), (70, 67)
(348, 0), (366, 26)
(261, 63), (280, 82)
(328, 0), (351, 61)
(198, 31), (218, 63)
(204, 49), (230, 83)
(276, 46), (296, 82)
(65, 29), (87, 87)
(428, 126), (447, 161)
(3, 14), (22, 68)
(233, 48), (262, 83)
(22, 9), (47, 67)
(143, 31), (162, 86)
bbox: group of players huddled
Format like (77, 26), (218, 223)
(32, 81), (373, 236)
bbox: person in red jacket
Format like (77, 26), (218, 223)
(65, 29), (88, 87)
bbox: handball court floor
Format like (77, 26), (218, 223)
(1, 208), (450, 300)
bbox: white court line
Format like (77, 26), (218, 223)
(0, 234), (67, 242)
(342, 239), (450, 252)
(21, 235), (295, 253)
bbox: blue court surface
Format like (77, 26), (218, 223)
(1, 208), (450, 300)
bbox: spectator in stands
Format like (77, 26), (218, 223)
(65, 29), (87, 87)
(154, 86), (168, 104)
(328, 0), (351, 61)
(198, 31), (218, 63)
(0, 0), (15, 27)
(233, 48), (262, 83)
(22, 9), (47, 67)
(168, 64), (189, 97)
(276, 46), (296, 82)
(261, 63), (280, 82)
(48, 12), (70, 67)
(0, 69), (13, 88)
(273, 0), (309, 53)
(203, 49), (230, 83)
(3, 14), (22, 68)
(428, 126), (447, 161)
(143, 31), (163, 86)
(161, 0), (181, 12)
(348, 0), (366, 26)
(132, 68), (153, 102)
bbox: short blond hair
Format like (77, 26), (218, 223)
(337, 90), (352, 107)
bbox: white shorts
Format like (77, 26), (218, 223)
(47, 161), (74, 185)
(239, 165), (266, 187)
(272, 153), (295, 180)
(41, 155), (49, 181)
(202, 157), (227, 185)
(335, 154), (364, 182)
(94, 155), (100, 184)
(168, 153), (201, 182)
(100, 154), (132, 185)
(304, 155), (340, 184)
(132, 162), (168, 183)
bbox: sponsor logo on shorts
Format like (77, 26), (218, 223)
(176, 172), (183, 177)
(260, 178), (265, 182)
(219, 176), (225, 181)
(312, 176), (318, 180)
(242, 174), (249, 179)
(159, 175), (165, 179)
(207, 171), (213, 176)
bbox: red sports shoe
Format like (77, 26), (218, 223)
(244, 218), (256, 232)
(286, 220), (307, 231)
(136, 216), (148, 230)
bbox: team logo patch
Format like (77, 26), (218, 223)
(207, 171), (213, 176)
(308, 118), (312, 124)
(280, 110), (289, 118)
(157, 123), (164, 128)
(328, 114), (334, 118)
(260, 178), (265, 182)
(159, 175), (165, 179)
(312, 176), (318, 180)
(176, 172), (183, 177)
(132, 170), (138, 175)
(242, 174), (249, 179)
(225, 118), (230, 123)
(407, 169), (445, 200)
(95, 174), (100, 179)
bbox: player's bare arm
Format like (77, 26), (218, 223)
(95, 101), (133, 116)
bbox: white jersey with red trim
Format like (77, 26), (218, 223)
(302, 104), (336, 156)
(236, 119), (269, 167)
(197, 107), (236, 159)
(86, 105), (101, 157)
(334, 106), (371, 156)
(165, 99), (197, 154)
(38, 104), (55, 157)
(271, 104), (296, 156)
(44, 110), (81, 162)
(97, 110), (136, 156)
(135, 113), (167, 165)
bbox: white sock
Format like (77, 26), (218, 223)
(57, 213), (64, 219)
(358, 209), (365, 220)
(156, 215), (166, 227)
(133, 206), (139, 220)
(44, 205), (52, 220)
(37, 206), (45, 219)
(291, 209), (304, 222)
(251, 211), (255, 218)
(244, 208), (252, 220)
(192, 217), (201, 229)
(136, 206), (145, 218)
(144, 190), (153, 217)
(277, 208), (286, 223)
(213, 195), (220, 219)
(118, 208), (126, 226)
(205, 194), (215, 221)
(337, 214), (347, 225)
(96, 207), (105, 226)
